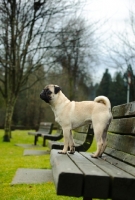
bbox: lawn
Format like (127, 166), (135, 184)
(0, 129), (97, 200)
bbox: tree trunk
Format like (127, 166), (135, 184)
(3, 96), (17, 142)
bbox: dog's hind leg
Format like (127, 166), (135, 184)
(91, 138), (104, 158)
(98, 120), (111, 157)
(91, 122), (105, 158)
(99, 131), (107, 157)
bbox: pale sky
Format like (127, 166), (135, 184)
(82, 0), (135, 83)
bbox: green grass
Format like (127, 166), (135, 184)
(0, 129), (97, 200)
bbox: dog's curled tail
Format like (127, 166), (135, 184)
(94, 96), (111, 110)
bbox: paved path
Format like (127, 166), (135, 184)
(11, 168), (53, 185)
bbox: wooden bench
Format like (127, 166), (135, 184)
(48, 124), (94, 152)
(41, 128), (63, 147)
(28, 122), (53, 146)
(50, 101), (135, 200)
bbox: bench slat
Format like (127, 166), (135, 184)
(105, 147), (135, 166)
(73, 132), (87, 144)
(68, 152), (110, 199)
(28, 122), (53, 145)
(51, 150), (110, 198)
(107, 133), (135, 155)
(102, 154), (135, 176)
(81, 152), (135, 200)
(73, 125), (90, 133)
(108, 118), (135, 134)
(41, 129), (63, 146)
(74, 139), (84, 145)
(112, 101), (135, 118)
(48, 139), (93, 151)
(28, 130), (49, 136)
(50, 149), (83, 197)
(48, 124), (94, 152)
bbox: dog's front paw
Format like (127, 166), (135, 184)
(58, 151), (67, 154)
(68, 146), (75, 154)
(68, 150), (75, 154)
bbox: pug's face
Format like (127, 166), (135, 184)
(40, 84), (61, 103)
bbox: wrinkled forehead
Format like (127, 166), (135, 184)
(44, 84), (58, 91)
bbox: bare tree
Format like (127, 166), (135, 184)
(50, 18), (98, 100)
(107, 10), (135, 100)
(0, 0), (80, 141)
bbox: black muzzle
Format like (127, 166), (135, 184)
(40, 89), (52, 103)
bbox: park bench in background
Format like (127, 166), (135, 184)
(50, 101), (135, 200)
(41, 128), (63, 147)
(28, 122), (53, 146)
(48, 124), (94, 152)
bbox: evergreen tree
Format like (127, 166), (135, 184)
(96, 69), (112, 97)
(109, 72), (127, 107)
(124, 64), (135, 102)
(96, 69), (127, 107)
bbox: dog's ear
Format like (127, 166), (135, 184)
(54, 86), (61, 94)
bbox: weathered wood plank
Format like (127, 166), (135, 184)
(37, 122), (53, 134)
(28, 122), (53, 145)
(42, 129), (63, 146)
(73, 132), (88, 145)
(104, 147), (135, 166)
(81, 152), (135, 200)
(108, 118), (135, 134)
(73, 124), (90, 132)
(107, 133), (135, 155)
(48, 140), (91, 150)
(112, 101), (135, 118)
(68, 152), (110, 199)
(48, 124), (94, 152)
(101, 154), (135, 177)
(48, 141), (64, 150)
(50, 149), (83, 197)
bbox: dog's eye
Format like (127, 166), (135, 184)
(47, 91), (52, 95)
(45, 89), (52, 95)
